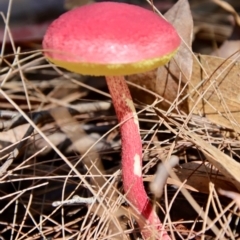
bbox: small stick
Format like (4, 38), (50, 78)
(52, 195), (98, 207)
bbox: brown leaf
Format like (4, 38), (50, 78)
(181, 128), (240, 191)
(159, 113), (240, 193)
(211, 0), (240, 59)
(211, 23), (240, 59)
(64, 0), (94, 10)
(212, 39), (240, 59)
(145, 161), (238, 194)
(156, 0), (193, 111)
(128, 0), (193, 112)
(211, 0), (240, 26)
(189, 54), (240, 131)
(176, 161), (238, 194)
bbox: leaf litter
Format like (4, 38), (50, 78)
(0, 0), (240, 239)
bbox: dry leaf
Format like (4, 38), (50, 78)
(160, 114), (240, 192)
(64, 0), (94, 10)
(211, 0), (240, 26)
(0, 124), (29, 159)
(176, 161), (238, 194)
(146, 161), (238, 194)
(0, 124), (29, 144)
(128, 0), (193, 112)
(180, 128), (240, 191)
(210, 0), (240, 59)
(189, 54), (240, 131)
(156, 0), (193, 111)
(212, 38), (240, 59)
(144, 175), (199, 192)
(211, 20), (240, 59)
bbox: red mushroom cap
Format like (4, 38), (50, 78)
(43, 2), (181, 76)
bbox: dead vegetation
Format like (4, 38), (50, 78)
(0, 0), (240, 239)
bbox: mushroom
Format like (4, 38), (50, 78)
(42, 2), (180, 239)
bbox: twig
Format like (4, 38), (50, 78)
(52, 195), (99, 207)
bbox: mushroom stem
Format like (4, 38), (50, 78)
(105, 76), (171, 240)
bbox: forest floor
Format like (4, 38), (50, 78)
(0, 0), (240, 239)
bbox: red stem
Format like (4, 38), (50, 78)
(105, 76), (171, 240)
